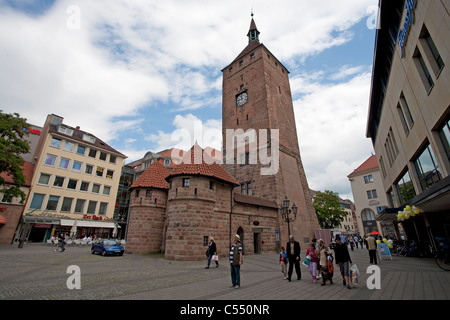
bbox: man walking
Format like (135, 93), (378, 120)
(366, 234), (378, 264)
(334, 235), (352, 289)
(229, 234), (243, 288)
(286, 235), (301, 281)
(56, 232), (66, 252)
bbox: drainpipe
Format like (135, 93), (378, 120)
(229, 187), (233, 250)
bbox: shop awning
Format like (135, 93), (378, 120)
(376, 207), (401, 223)
(23, 216), (60, 225)
(0, 215), (6, 225)
(60, 219), (119, 229)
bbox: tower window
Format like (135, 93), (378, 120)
(183, 178), (190, 187)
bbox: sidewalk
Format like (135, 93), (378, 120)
(0, 243), (449, 300)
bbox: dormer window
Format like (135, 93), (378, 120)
(82, 134), (96, 143)
(58, 126), (73, 136)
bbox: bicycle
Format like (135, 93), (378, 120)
(435, 245), (450, 271)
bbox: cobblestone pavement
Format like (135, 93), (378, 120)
(1, 243), (449, 301)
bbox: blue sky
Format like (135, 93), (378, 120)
(0, 0), (379, 200)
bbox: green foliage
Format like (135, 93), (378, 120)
(0, 110), (31, 203)
(313, 190), (347, 229)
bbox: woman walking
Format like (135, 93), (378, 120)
(317, 239), (333, 286)
(205, 237), (219, 269)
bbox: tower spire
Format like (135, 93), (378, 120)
(247, 11), (260, 43)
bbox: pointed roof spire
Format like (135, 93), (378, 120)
(247, 11), (260, 43)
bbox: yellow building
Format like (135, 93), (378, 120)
(19, 114), (126, 242)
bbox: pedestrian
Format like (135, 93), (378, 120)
(317, 239), (333, 286)
(55, 232), (66, 252)
(353, 235), (359, 249)
(306, 242), (318, 283)
(279, 247), (288, 280)
(286, 235), (301, 281)
(358, 234), (364, 249)
(229, 234), (243, 289)
(366, 234), (378, 264)
(334, 235), (352, 289)
(349, 235), (354, 251)
(340, 233), (347, 244)
(205, 237), (219, 269)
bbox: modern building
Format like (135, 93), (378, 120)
(16, 114), (127, 242)
(126, 16), (320, 260)
(348, 155), (395, 237)
(366, 0), (450, 251)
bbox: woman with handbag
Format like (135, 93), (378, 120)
(205, 237), (219, 269)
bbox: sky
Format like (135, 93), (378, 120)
(0, 0), (380, 201)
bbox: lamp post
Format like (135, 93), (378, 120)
(279, 196), (298, 237)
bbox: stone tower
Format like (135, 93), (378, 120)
(221, 15), (319, 245)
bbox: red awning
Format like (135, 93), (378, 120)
(0, 215), (6, 225)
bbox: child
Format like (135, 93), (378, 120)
(279, 247), (288, 280)
(306, 243), (318, 283)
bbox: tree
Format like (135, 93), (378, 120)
(0, 110), (31, 203)
(313, 190), (347, 229)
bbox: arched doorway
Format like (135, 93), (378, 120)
(361, 208), (378, 235)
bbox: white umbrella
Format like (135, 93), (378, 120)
(112, 222), (118, 238)
(70, 220), (78, 238)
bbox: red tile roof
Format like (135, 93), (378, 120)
(348, 155), (379, 177)
(166, 144), (239, 186)
(234, 193), (278, 209)
(130, 161), (170, 190)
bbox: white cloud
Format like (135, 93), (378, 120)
(145, 113), (222, 154)
(293, 70), (375, 198)
(0, 0), (379, 198)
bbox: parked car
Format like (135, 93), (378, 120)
(91, 239), (124, 256)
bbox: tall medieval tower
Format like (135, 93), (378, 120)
(222, 15), (319, 245)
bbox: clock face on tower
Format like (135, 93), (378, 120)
(236, 91), (248, 107)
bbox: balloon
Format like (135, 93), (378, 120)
(405, 213), (410, 219)
(388, 244), (393, 249)
(383, 238), (388, 243)
(376, 240), (381, 244)
(388, 239), (393, 245)
(404, 205), (412, 214)
(413, 207), (420, 215)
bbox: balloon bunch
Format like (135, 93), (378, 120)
(376, 238), (394, 249)
(396, 205), (420, 221)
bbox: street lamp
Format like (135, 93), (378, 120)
(279, 196), (298, 237)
